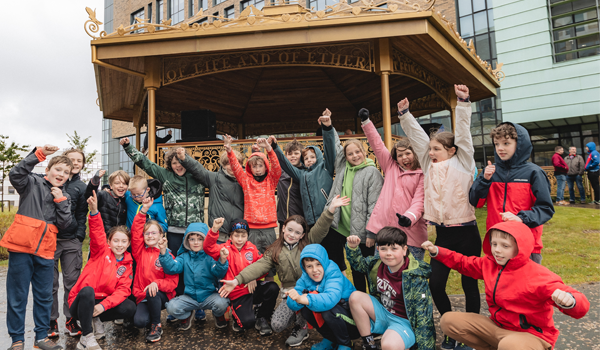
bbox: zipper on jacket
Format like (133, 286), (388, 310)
(34, 223), (49, 254)
(502, 170), (510, 212)
(305, 173), (316, 223)
(491, 265), (506, 327)
(185, 177), (189, 225)
(286, 178), (293, 218)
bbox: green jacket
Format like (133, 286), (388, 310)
(236, 210), (333, 289)
(345, 245), (436, 350)
(123, 144), (205, 229)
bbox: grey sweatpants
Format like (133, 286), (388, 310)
(51, 239), (83, 320)
(270, 297), (306, 333)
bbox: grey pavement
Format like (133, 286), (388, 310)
(0, 266), (598, 349)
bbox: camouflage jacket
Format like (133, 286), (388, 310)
(124, 144), (205, 229)
(346, 245), (435, 350)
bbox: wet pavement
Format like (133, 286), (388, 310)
(0, 266), (598, 349)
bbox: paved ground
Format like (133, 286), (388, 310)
(0, 267), (598, 350)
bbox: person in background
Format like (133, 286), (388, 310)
(552, 146), (569, 206)
(585, 142), (600, 204)
(142, 128), (172, 153)
(564, 146), (586, 204)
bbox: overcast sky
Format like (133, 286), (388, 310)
(1, 1), (105, 155)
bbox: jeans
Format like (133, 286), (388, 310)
(166, 293), (229, 320)
(7, 252), (54, 343)
(555, 174), (567, 201)
(566, 175), (586, 202)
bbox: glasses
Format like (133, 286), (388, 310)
(131, 188), (148, 199)
(144, 231), (161, 236)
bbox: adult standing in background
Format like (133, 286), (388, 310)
(143, 128), (172, 153)
(564, 146), (586, 204)
(585, 142), (600, 204)
(552, 146), (568, 206)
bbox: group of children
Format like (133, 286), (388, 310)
(2, 84), (591, 350)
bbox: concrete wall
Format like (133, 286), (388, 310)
(494, 0), (600, 123)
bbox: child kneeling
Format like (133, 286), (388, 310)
(422, 221), (590, 350)
(347, 227), (435, 350)
(286, 244), (359, 350)
(158, 222), (230, 331)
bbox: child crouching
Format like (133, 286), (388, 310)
(158, 222), (230, 331)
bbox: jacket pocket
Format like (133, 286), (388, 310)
(3, 215), (45, 250)
(39, 225), (58, 256)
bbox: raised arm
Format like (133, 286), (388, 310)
(321, 109), (338, 177)
(87, 191), (108, 261)
(121, 138), (167, 181)
(272, 139), (303, 181)
(130, 212), (147, 260)
(155, 253), (179, 293)
(345, 236), (373, 275)
(53, 191), (72, 230)
(159, 251), (184, 275)
(9, 146), (56, 194)
(424, 242), (484, 280)
(360, 109), (394, 172)
(203, 218), (225, 261)
(224, 135), (247, 187)
(177, 149), (215, 187)
(453, 85), (476, 171)
(308, 195), (349, 243)
(398, 99), (431, 172)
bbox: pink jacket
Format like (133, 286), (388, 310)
(362, 120), (427, 247)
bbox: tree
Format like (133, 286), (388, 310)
(66, 131), (98, 174)
(0, 135), (29, 212)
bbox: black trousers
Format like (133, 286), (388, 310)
(167, 231), (185, 296)
(320, 228), (347, 272)
(350, 243), (375, 293)
(231, 281), (279, 329)
(430, 225), (482, 316)
(133, 290), (169, 328)
(301, 301), (360, 346)
(588, 171), (599, 202)
(69, 286), (136, 336)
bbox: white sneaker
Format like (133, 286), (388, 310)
(92, 317), (105, 340)
(77, 333), (102, 350)
(113, 319), (123, 325)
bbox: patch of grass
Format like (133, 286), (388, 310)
(0, 207), (17, 261)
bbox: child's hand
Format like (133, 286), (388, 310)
(93, 304), (105, 317)
(176, 148), (186, 161)
(144, 282), (159, 297)
(98, 169), (106, 178)
(251, 144), (261, 153)
(347, 235), (361, 249)
(500, 212), (523, 223)
(421, 241), (438, 255)
(484, 161), (496, 181)
(120, 137), (130, 146)
(397, 98), (409, 113)
(257, 138), (271, 151)
(396, 213), (412, 227)
(219, 279), (239, 298)
(158, 236), (168, 255)
(168, 130), (173, 135)
(329, 195), (350, 213)
(455, 84), (469, 100)
(219, 247), (229, 263)
(40, 145), (59, 156)
(285, 289), (301, 301)
(319, 109), (332, 127)
(141, 196), (153, 213)
(552, 289), (575, 308)
(246, 280), (257, 294)
(268, 135), (277, 147)
(212, 218), (224, 232)
(51, 187), (63, 200)
(87, 190), (98, 214)
(366, 238), (375, 248)
(223, 134), (233, 151)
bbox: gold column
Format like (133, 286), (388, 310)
(381, 72), (392, 149)
(147, 87), (157, 163)
(135, 124), (141, 150)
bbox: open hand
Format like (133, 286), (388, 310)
(40, 145), (59, 156)
(176, 148), (186, 161)
(328, 195), (350, 213)
(552, 289), (575, 308)
(257, 138), (271, 151)
(223, 134), (233, 151)
(268, 136), (277, 147)
(246, 280), (257, 294)
(500, 212), (522, 223)
(87, 190), (98, 214)
(144, 282), (159, 297)
(484, 161), (496, 181)
(219, 279), (239, 298)
(421, 241), (438, 255)
(51, 187), (63, 200)
(141, 196), (153, 213)
(347, 235), (361, 249)
(212, 218), (225, 233)
(120, 137), (130, 146)
(455, 84), (469, 100)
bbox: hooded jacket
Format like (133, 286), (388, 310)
(69, 213), (133, 311)
(85, 174), (127, 237)
(130, 212), (178, 304)
(287, 244), (355, 312)
(56, 172), (87, 242)
(123, 143), (205, 230)
(345, 246), (435, 350)
(125, 179), (168, 233)
(1, 148), (72, 259)
(273, 126), (336, 226)
(203, 226), (264, 300)
(227, 149), (281, 228)
(362, 120), (427, 247)
(158, 222), (228, 303)
(433, 221), (590, 348)
(469, 122), (554, 254)
(585, 142), (600, 172)
(276, 169), (304, 224)
(179, 153), (244, 243)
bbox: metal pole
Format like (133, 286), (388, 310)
(380, 71), (392, 150)
(148, 87), (157, 163)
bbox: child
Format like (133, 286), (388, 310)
(271, 109), (337, 227)
(49, 148), (88, 338)
(585, 141), (600, 203)
(85, 169), (129, 235)
(399, 85), (482, 350)
(325, 120), (384, 291)
(422, 221), (590, 350)
(274, 139), (305, 227)
(176, 147), (245, 244)
(125, 175), (168, 233)
(358, 108), (427, 260)
(220, 195), (350, 347)
(552, 145), (569, 205)
(158, 221), (230, 331)
(469, 122), (554, 264)
(68, 191), (136, 350)
(130, 197), (178, 342)
(1, 146), (72, 350)
(205, 218), (279, 334)
(286, 244), (359, 350)
(345, 228), (435, 350)
(223, 135), (281, 266)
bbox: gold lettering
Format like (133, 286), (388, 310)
(356, 56), (367, 70)
(331, 54), (342, 66)
(250, 54), (259, 64)
(238, 56), (247, 68)
(321, 53), (327, 64)
(308, 52), (317, 64)
(222, 58), (231, 69)
(178, 64), (186, 77)
(291, 52), (298, 63)
(212, 59), (219, 71)
(278, 52), (289, 63)
(261, 54), (271, 65)
(166, 70), (177, 81)
(343, 55), (351, 67)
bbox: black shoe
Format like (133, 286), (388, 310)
(178, 312), (194, 331)
(65, 317), (82, 337)
(215, 315), (228, 329)
(255, 317), (273, 336)
(48, 319), (59, 338)
(454, 342), (474, 350)
(570, 201), (575, 204)
(146, 323), (163, 342)
(441, 335), (457, 349)
(232, 320), (242, 332)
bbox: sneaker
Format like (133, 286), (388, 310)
(581, 200), (587, 204)
(178, 312), (194, 331)
(65, 317), (82, 337)
(92, 317), (105, 340)
(195, 309), (206, 321)
(337, 345), (353, 350)
(146, 323), (163, 343)
(232, 320), (242, 332)
(285, 324), (309, 346)
(166, 314), (177, 324)
(113, 319), (123, 325)
(8, 341), (24, 350)
(33, 338), (62, 350)
(215, 315), (228, 329)
(454, 343), (474, 350)
(311, 338), (334, 350)
(362, 344), (378, 350)
(48, 319), (59, 338)
(570, 201), (575, 205)
(595, 201), (600, 205)
(255, 317), (273, 336)
(77, 333), (101, 350)
(441, 335), (457, 349)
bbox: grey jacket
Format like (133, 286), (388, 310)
(325, 135), (384, 242)
(565, 154), (585, 176)
(179, 154), (244, 242)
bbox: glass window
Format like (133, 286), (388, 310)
(458, 0), (472, 17)
(131, 8), (145, 33)
(460, 15), (474, 37)
(551, 2), (572, 16)
(576, 22), (599, 36)
(170, 0), (185, 24)
(579, 46), (600, 57)
(157, 0), (163, 23)
(475, 34), (491, 60)
(473, 11), (488, 35)
(487, 9), (495, 31)
(578, 33), (600, 48)
(309, 0), (337, 11)
(549, 2), (600, 62)
(574, 9), (598, 23)
(573, 0), (596, 11)
(554, 26), (576, 40)
(553, 15), (574, 27)
(189, 0), (194, 17)
(555, 39), (576, 53)
(473, 0), (486, 12)
(482, 111), (496, 135)
(225, 6), (235, 18)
